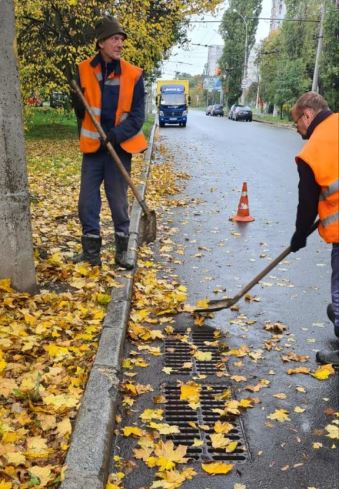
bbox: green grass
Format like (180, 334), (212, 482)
(25, 108), (78, 140)
(143, 114), (155, 139)
(25, 107), (155, 140)
(253, 112), (293, 125)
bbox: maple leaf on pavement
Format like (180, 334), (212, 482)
(147, 440), (188, 471)
(267, 409), (291, 423)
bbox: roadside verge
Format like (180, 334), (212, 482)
(252, 115), (294, 129)
(60, 123), (157, 489)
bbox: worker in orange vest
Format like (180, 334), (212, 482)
(72, 16), (147, 269)
(290, 92), (339, 365)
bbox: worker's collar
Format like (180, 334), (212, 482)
(90, 52), (121, 74)
(305, 109), (332, 139)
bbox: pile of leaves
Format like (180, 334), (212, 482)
(0, 133), (161, 488)
(0, 127), (194, 487)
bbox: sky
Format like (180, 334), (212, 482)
(160, 0), (272, 79)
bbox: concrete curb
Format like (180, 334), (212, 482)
(252, 116), (294, 129)
(61, 122), (157, 489)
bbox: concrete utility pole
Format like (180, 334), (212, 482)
(312, 4), (325, 92)
(0, 0), (36, 292)
(233, 10), (249, 104)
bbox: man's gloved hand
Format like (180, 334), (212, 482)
(290, 232), (307, 252)
(99, 129), (116, 150)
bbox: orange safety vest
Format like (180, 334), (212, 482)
(78, 57), (148, 154)
(296, 113), (339, 243)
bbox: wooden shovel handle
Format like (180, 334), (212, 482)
(231, 219), (320, 304)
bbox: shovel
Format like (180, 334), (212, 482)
(71, 80), (156, 244)
(193, 220), (319, 313)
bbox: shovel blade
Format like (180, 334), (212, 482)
(193, 297), (236, 313)
(139, 210), (157, 244)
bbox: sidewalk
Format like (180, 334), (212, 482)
(60, 124), (157, 489)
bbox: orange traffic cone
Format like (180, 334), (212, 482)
(230, 182), (255, 222)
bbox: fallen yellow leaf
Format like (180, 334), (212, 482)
(140, 409), (163, 422)
(294, 406), (306, 413)
(210, 433), (232, 449)
(196, 299), (209, 309)
(29, 465), (53, 487)
(201, 462), (233, 475)
(273, 393), (287, 400)
(148, 440), (188, 471)
(122, 426), (144, 438)
(214, 421), (233, 434)
(0, 482), (13, 489)
(162, 367), (173, 375)
(149, 422), (180, 435)
(325, 423), (339, 439)
(287, 367), (311, 375)
(267, 409), (290, 423)
(0, 278), (14, 292)
(57, 417), (72, 438)
(312, 364), (335, 380)
(226, 441), (238, 453)
(180, 382), (200, 409)
(194, 350), (212, 361)
(5, 452), (26, 466)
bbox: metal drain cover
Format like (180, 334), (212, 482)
(164, 329), (224, 375)
(163, 383), (248, 462)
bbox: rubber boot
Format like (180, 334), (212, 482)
(115, 233), (134, 270)
(72, 235), (102, 266)
(327, 303), (335, 324)
(327, 303), (339, 338)
(316, 349), (339, 367)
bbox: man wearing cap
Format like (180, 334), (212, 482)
(72, 16), (147, 269)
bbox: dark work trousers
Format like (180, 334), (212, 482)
(332, 243), (339, 335)
(78, 146), (132, 236)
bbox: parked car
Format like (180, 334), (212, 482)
(50, 91), (70, 109)
(211, 104), (224, 116)
(205, 105), (213, 115)
(229, 104), (252, 121)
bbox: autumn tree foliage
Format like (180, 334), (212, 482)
(15, 0), (222, 98)
(219, 0), (262, 107)
(256, 0), (339, 111)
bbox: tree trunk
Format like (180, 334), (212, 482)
(0, 0), (36, 293)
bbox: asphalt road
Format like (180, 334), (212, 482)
(112, 110), (338, 489)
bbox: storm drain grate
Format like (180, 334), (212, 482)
(164, 329), (223, 375)
(162, 383), (248, 462)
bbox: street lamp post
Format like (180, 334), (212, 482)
(233, 9), (248, 104)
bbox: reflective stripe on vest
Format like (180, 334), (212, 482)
(320, 179), (339, 201)
(296, 113), (339, 244)
(78, 57), (148, 154)
(90, 106), (101, 116)
(105, 78), (120, 86)
(81, 127), (99, 139)
(322, 212), (339, 228)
